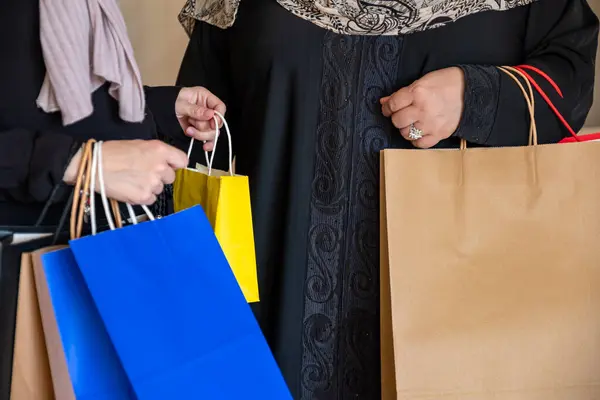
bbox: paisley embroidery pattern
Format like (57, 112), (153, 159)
(179, 0), (536, 36)
(299, 32), (401, 399)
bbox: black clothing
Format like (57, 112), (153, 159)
(177, 0), (598, 398)
(0, 0), (183, 226)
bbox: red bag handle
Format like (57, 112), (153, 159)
(513, 64), (580, 141)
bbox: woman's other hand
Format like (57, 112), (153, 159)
(64, 140), (187, 205)
(175, 86), (226, 151)
(381, 67), (465, 149)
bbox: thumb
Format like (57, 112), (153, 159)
(162, 145), (188, 169)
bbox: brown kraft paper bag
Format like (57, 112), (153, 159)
(380, 67), (600, 399)
(9, 252), (54, 400)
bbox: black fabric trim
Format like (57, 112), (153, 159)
(454, 65), (500, 145)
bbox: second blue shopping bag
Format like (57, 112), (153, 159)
(34, 247), (135, 400)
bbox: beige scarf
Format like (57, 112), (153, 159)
(37, 0), (145, 126)
(179, 0), (536, 37)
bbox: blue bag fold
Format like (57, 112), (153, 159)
(34, 247), (135, 400)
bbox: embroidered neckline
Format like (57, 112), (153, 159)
(178, 0), (537, 36)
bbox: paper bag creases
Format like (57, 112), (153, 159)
(10, 252), (54, 400)
(380, 142), (600, 400)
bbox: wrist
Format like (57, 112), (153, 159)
(453, 65), (500, 144)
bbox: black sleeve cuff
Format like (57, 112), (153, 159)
(453, 65), (501, 145)
(144, 86), (184, 145)
(28, 133), (77, 202)
(0, 129), (35, 187)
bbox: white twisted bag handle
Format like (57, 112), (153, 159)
(89, 141), (155, 235)
(185, 111), (234, 176)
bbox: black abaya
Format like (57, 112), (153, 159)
(176, 1), (598, 398)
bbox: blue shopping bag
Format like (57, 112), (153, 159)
(33, 246), (135, 400)
(69, 205), (291, 400)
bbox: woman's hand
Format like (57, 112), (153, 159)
(64, 140), (187, 205)
(381, 67), (465, 149)
(175, 87), (226, 151)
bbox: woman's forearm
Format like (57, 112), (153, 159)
(455, 0), (599, 147)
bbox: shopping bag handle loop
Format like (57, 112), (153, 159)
(92, 141), (155, 234)
(35, 142), (82, 228)
(70, 139), (96, 240)
(68, 139), (156, 239)
(514, 65), (579, 140)
(460, 66), (537, 150)
(185, 111), (234, 176)
(499, 66), (538, 146)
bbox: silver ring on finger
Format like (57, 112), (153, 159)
(408, 123), (423, 140)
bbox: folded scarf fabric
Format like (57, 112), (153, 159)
(179, 0), (537, 37)
(37, 0), (145, 126)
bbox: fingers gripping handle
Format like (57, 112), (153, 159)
(88, 141), (155, 235)
(186, 111), (234, 176)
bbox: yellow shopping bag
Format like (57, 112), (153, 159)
(173, 114), (259, 303)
